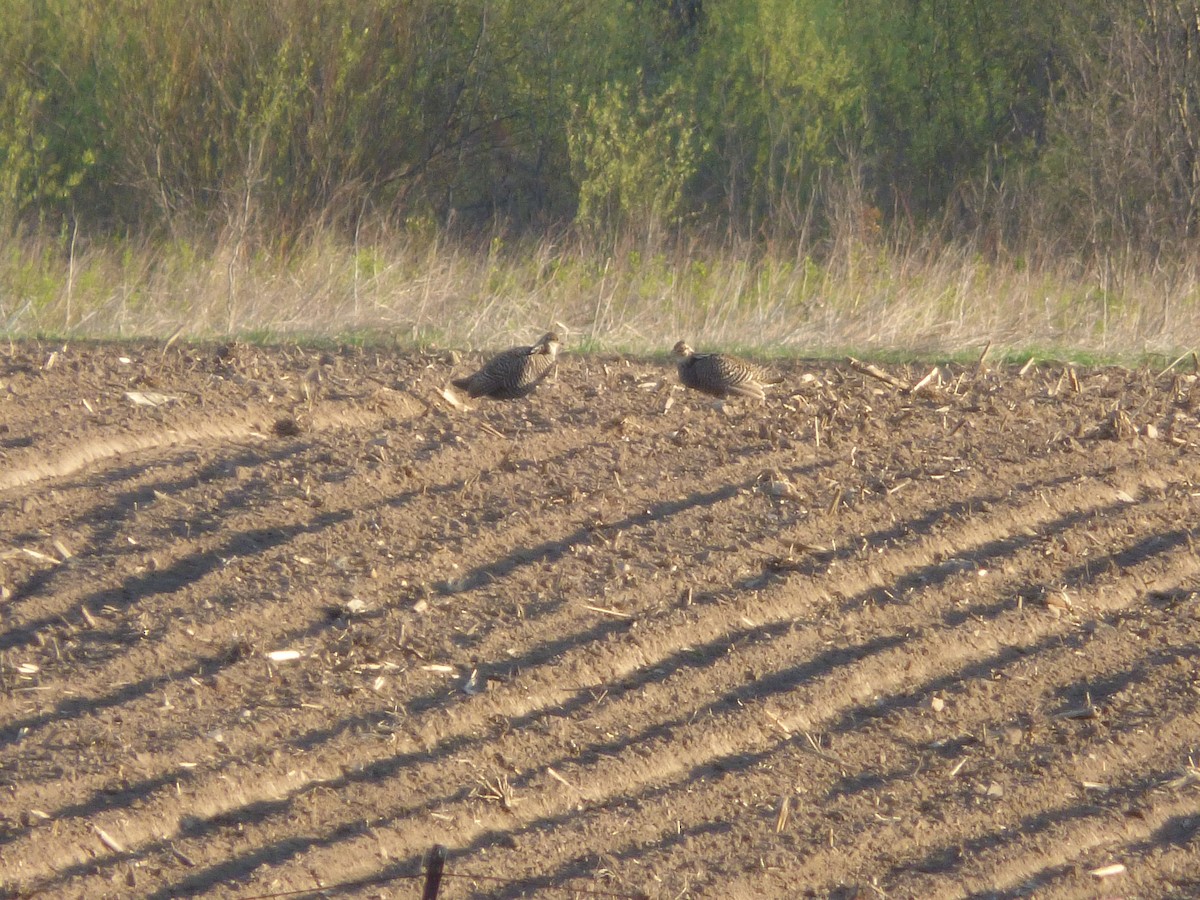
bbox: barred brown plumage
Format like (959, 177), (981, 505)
(451, 332), (561, 399)
(671, 340), (781, 401)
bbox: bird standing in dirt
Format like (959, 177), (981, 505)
(451, 332), (561, 399)
(671, 341), (781, 401)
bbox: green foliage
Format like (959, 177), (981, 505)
(688, 0), (860, 228)
(1037, 0), (1200, 252)
(0, 1), (98, 230)
(0, 0), (1192, 257)
(845, 0), (1055, 217)
(1, 240), (60, 313)
(568, 77), (702, 232)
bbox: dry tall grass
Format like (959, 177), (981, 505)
(3, 225), (1197, 359)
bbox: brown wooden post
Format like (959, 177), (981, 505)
(421, 844), (447, 900)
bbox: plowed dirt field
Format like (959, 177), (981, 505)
(2, 340), (1200, 899)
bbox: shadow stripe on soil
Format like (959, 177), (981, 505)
(42, 480), (1195, 897)
(0, 393), (421, 493)
(149, 630), (1193, 900)
(1, 411), (660, 781)
(7, 451), (1190, 897)
(476, 610), (1200, 898)
(2, 460), (1171, 854)
(0, 441), (314, 624)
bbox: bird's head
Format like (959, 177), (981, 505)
(536, 332), (561, 357)
(671, 341), (694, 359)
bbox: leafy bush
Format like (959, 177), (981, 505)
(0, 0), (1196, 257)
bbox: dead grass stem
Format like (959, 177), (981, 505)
(3, 226), (1198, 359)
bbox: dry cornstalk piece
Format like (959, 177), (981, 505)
(21, 547), (58, 564)
(584, 604), (634, 619)
(801, 731), (844, 766)
(475, 775), (519, 810)
(947, 416), (970, 437)
(92, 824), (125, 853)
(1089, 863), (1126, 879)
(908, 366), (940, 395)
(847, 357), (911, 391)
(437, 385), (473, 411)
(1156, 350), (1193, 380)
(776, 796), (791, 833)
(1044, 590), (1074, 614)
(974, 341), (992, 375)
(1054, 705), (1100, 720)
(1165, 766), (1200, 790)
(460, 669), (483, 695)
(162, 324), (185, 355)
(152, 489), (192, 510)
(124, 390), (178, 407)
(1101, 410), (1137, 441)
(546, 766), (582, 795)
(1018, 357), (1037, 376)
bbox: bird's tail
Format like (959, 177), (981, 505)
(725, 381), (767, 401)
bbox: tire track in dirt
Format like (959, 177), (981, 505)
(345, 468), (1190, 892)
(16, 444), (1190, 897)
(182, 549), (1195, 900)
(0, 389), (425, 494)
(0, 475), (1166, 864)
(0, 383), (426, 639)
(1, 386), (642, 643)
(630, 695), (1200, 900)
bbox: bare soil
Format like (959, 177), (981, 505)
(2, 340), (1200, 899)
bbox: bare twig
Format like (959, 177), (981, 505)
(1156, 350), (1195, 380)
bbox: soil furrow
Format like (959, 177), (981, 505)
(13, 453), (1192, 896)
(2, 344), (1198, 899)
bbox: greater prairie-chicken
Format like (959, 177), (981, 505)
(451, 332), (561, 399)
(671, 341), (781, 401)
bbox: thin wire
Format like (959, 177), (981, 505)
(231, 867), (648, 900)
(442, 871), (648, 897)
